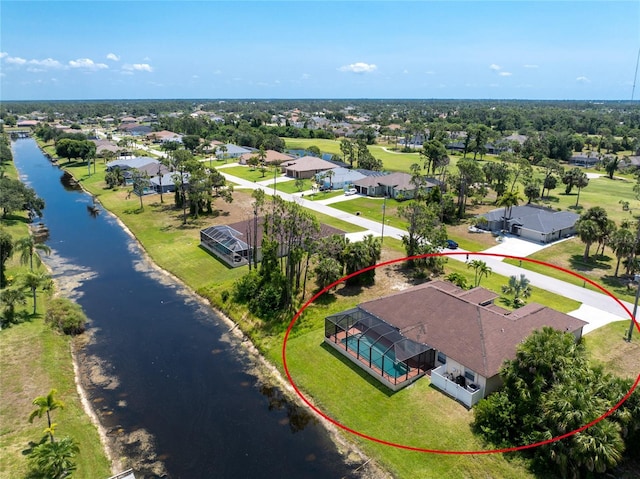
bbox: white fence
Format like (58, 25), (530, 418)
(431, 365), (483, 408)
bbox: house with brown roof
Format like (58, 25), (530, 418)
(324, 280), (586, 407)
(282, 156), (336, 179)
(146, 130), (182, 144)
(238, 149), (294, 166)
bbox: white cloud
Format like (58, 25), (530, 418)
(69, 58), (108, 70)
(338, 62), (377, 74)
(106, 53), (120, 61)
(6, 56), (27, 65)
(0, 52), (7, 59)
(301, 73), (311, 80)
(123, 63), (153, 72)
(30, 58), (62, 69)
(523, 64), (539, 69)
(499, 71), (512, 77)
(576, 76), (591, 83)
(489, 64), (501, 71)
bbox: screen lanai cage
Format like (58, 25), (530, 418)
(325, 308), (435, 390)
(200, 225), (251, 267)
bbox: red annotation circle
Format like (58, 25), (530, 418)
(282, 252), (640, 455)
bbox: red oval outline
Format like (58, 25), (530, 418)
(282, 251), (640, 455)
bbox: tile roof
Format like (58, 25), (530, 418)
(357, 281), (586, 378)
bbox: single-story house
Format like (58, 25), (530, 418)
(17, 120), (39, 128)
(117, 123), (153, 136)
(569, 154), (600, 167)
(147, 130), (183, 144)
(282, 156), (336, 179)
(92, 139), (120, 156)
(200, 218), (345, 267)
(215, 144), (252, 159)
(478, 205), (579, 243)
(238, 149), (294, 166)
(324, 280), (587, 406)
(353, 172), (439, 199)
(106, 157), (159, 172)
(316, 167), (366, 190)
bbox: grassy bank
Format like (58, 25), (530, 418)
(0, 155), (111, 478)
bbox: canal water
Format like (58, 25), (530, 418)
(12, 138), (361, 479)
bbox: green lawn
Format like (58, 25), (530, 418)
(217, 165), (275, 183)
(273, 178), (311, 194)
(503, 238), (637, 304)
(330, 196), (408, 230)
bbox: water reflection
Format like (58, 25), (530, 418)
(60, 170), (81, 191)
(260, 383), (319, 434)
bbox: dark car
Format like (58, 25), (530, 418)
(446, 239), (458, 249)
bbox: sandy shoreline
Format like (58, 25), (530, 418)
(65, 194), (388, 478)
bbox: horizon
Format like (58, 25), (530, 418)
(2, 1), (639, 102)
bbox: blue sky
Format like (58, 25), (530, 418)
(1, 1), (639, 101)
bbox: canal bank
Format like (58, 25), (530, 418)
(18, 138), (383, 478)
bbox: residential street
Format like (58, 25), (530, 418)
(219, 167), (637, 335)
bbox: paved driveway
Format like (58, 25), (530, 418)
(481, 234), (571, 258)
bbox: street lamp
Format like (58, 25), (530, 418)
(381, 194), (388, 246)
(627, 274), (640, 342)
(378, 183), (397, 246)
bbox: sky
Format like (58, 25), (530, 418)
(1, 1), (639, 101)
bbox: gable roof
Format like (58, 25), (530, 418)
(357, 281), (586, 378)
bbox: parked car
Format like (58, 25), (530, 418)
(446, 239), (458, 249)
(345, 188), (357, 196)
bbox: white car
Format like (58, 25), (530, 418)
(345, 188), (357, 196)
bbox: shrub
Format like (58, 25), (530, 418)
(45, 298), (87, 335)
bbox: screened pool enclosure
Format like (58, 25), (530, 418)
(200, 225), (251, 268)
(325, 308), (434, 391)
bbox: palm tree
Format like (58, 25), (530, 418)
(27, 436), (79, 479)
(14, 235), (51, 271)
(218, 144), (228, 163)
(0, 287), (27, 327)
(575, 218), (599, 261)
(29, 389), (65, 443)
(467, 259), (492, 287)
(325, 169), (335, 190)
(20, 270), (52, 314)
(496, 191), (521, 232)
(501, 274), (532, 307)
(609, 228), (635, 276)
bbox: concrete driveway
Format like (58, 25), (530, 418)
(481, 234), (572, 258)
